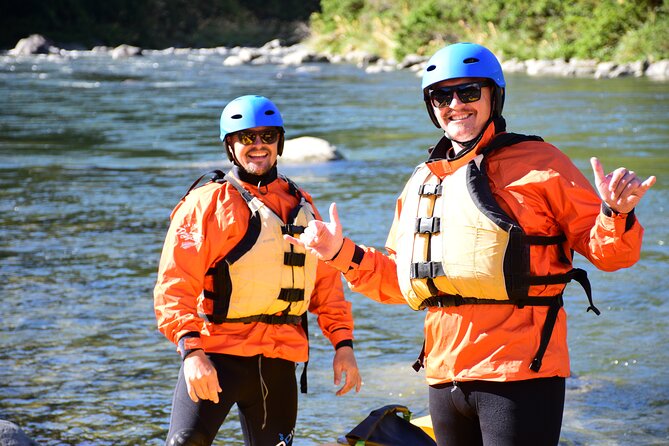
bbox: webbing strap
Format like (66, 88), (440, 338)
(421, 294), (558, 308)
(180, 169), (225, 201)
(199, 312), (303, 325)
(524, 234), (567, 245)
(279, 288), (305, 302)
(530, 296), (564, 372)
(299, 313), (309, 394)
(526, 268), (599, 315)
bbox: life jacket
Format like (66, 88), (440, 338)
(184, 170), (318, 326)
(397, 133), (600, 372)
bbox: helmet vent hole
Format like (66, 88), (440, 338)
(231, 114), (243, 119)
(264, 110), (275, 115)
(463, 57), (479, 64)
(426, 65), (436, 72)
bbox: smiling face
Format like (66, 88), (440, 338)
(431, 77), (492, 152)
(227, 126), (279, 175)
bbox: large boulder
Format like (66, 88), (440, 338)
(9, 34), (56, 55)
(0, 420), (38, 446)
(281, 136), (344, 163)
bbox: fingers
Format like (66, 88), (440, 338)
(329, 202), (340, 228)
(641, 175), (657, 190)
(333, 347), (362, 396)
(183, 354), (221, 403)
(283, 233), (305, 247)
(590, 157), (605, 186)
(195, 379), (220, 403)
(186, 380), (199, 403)
(335, 368), (362, 396)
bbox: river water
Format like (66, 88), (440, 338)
(0, 51), (667, 445)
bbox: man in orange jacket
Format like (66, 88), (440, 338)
(286, 43), (656, 446)
(154, 95), (361, 446)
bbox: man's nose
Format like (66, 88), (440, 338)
(447, 92), (465, 108)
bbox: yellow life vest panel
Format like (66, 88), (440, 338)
(397, 154), (519, 309)
(200, 172), (318, 325)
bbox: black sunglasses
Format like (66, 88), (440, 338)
(236, 128), (280, 145)
(429, 81), (491, 108)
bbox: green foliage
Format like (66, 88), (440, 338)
(311, 0), (669, 62)
(616, 2), (669, 62)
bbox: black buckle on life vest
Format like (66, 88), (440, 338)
(418, 184), (443, 196)
(415, 217), (441, 234)
(282, 224), (306, 235)
(284, 252), (306, 266)
(279, 288), (305, 302)
(410, 261), (445, 279)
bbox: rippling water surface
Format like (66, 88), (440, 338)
(1, 51), (668, 445)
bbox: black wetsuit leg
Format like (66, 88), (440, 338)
(165, 354), (298, 446)
(429, 377), (565, 446)
(237, 355), (297, 446)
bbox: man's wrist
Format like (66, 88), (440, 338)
(325, 238), (364, 272)
(178, 333), (203, 361)
(335, 340), (354, 350)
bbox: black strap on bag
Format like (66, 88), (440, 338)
(345, 404), (436, 446)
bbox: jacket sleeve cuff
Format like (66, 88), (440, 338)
(178, 332), (203, 360)
(329, 326), (354, 350)
(601, 203), (636, 231)
(335, 339), (354, 350)
(325, 238), (365, 273)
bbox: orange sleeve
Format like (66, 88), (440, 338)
(304, 197), (356, 349)
(153, 184), (245, 349)
(325, 193), (407, 305)
(538, 148), (644, 271)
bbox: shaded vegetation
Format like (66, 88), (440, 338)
(308, 0), (669, 62)
(1, 0), (320, 49)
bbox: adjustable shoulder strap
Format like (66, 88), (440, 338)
(179, 169), (226, 201)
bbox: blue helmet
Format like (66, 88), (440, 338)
(421, 43), (506, 127)
(220, 95), (285, 160)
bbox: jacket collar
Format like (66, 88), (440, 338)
(426, 116), (506, 178)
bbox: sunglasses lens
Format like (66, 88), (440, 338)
(238, 131), (254, 145)
(457, 85), (482, 103)
(431, 90), (454, 108)
(430, 82), (486, 108)
(260, 130), (278, 144)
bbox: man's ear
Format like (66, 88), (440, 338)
(224, 137), (235, 162)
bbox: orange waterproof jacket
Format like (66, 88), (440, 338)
(154, 170), (354, 363)
(328, 125), (643, 385)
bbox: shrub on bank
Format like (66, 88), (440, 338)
(308, 0), (669, 63)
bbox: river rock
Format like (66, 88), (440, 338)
(646, 60), (669, 79)
(111, 44), (142, 59)
(281, 137), (343, 163)
(0, 420), (38, 446)
(9, 34), (56, 55)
